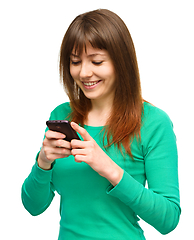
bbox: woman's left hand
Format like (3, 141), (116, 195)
(70, 122), (124, 186)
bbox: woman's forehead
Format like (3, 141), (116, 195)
(72, 44), (108, 57)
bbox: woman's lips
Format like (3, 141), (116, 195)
(82, 80), (102, 89)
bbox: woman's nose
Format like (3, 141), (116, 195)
(79, 63), (93, 79)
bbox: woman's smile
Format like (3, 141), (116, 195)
(82, 80), (102, 89)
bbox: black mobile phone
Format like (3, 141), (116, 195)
(46, 120), (80, 142)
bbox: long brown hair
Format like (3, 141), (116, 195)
(60, 9), (143, 157)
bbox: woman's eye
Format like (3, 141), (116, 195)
(71, 61), (81, 65)
(92, 61), (103, 65)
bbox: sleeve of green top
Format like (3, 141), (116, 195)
(21, 155), (55, 216)
(106, 110), (181, 235)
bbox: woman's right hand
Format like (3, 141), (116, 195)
(38, 130), (72, 170)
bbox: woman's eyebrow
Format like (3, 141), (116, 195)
(88, 53), (106, 57)
(70, 53), (80, 58)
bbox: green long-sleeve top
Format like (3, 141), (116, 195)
(21, 102), (181, 240)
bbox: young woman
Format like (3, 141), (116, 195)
(22, 9), (181, 240)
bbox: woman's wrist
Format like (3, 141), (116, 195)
(105, 162), (124, 187)
(37, 149), (52, 170)
(38, 157), (52, 170)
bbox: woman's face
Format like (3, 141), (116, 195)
(70, 44), (116, 104)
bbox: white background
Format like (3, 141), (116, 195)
(0, 0), (193, 239)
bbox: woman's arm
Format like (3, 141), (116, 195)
(106, 111), (181, 234)
(107, 170), (180, 235)
(21, 130), (72, 215)
(70, 112), (181, 235)
(21, 103), (73, 216)
(21, 155), (55, 216)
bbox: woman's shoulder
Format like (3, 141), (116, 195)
(50, 102), (72, 120)
(142, 101), (173, 130)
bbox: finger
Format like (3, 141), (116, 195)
(45, 130), (66, 140)
(74, 158), (83, 163)
(43, 137), (72, 150)
(71, 148), (86, 156)
(71, 139), (95, 151)
(44, 146), (71, 160)
(74, 154), (87, 162)
(54, 147), (72, 156)
(56, 139), (72, 149)
(71, 122), (92, 141)
(48, 153), (70, 160)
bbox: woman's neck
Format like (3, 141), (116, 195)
(85, 99), (113, 127)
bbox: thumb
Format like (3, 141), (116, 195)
(71, 122), (92, 141)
